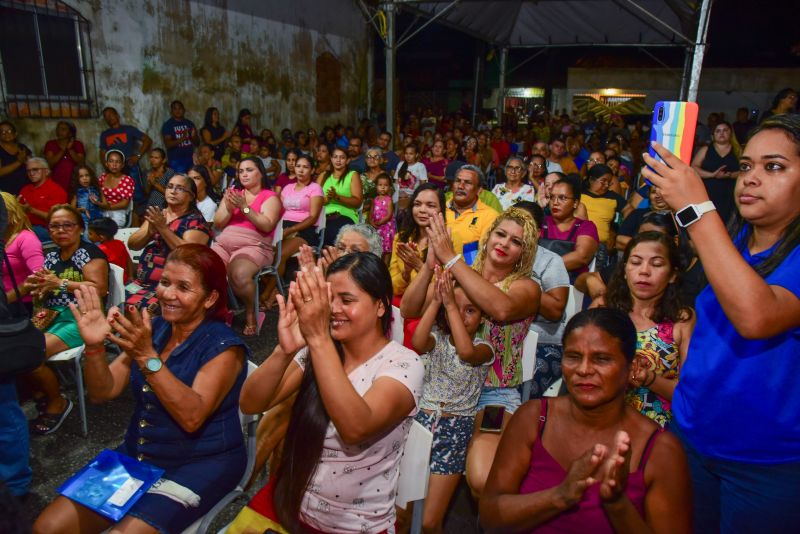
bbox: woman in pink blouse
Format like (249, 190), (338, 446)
(1, 192), (44, 313)
(259, 154), (323, 308)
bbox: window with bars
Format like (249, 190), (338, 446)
(0, 0), (98, 119)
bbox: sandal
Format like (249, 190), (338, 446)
(30, 398), (73, 435)
(242, 324), (258, 337)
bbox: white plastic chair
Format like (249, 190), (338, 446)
(315, 206), (327, 255)
(543, 378), (563, 397)
(396, 420), (434, 534)
(253, 221), (284, 334)
(564, 285), (585, 324)
(184, 361), (261, 534)
(520, 329), (539, 402)
(116, 227), (142, 264)
(48, 264), (126, 436)
(391, 305), (404, 344)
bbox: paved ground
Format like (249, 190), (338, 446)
(20, 309), (482, 533)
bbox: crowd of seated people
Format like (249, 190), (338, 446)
(0, 97), (799, 533)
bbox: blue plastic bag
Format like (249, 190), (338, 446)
(57, 449), (164, 522)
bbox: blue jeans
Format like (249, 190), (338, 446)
(0, 380), (31, 496)
(673, 424), (800, 533)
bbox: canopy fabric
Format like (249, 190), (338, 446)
(404, 1), (695, 47)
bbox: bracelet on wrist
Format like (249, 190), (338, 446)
(443, 254), (462, 271)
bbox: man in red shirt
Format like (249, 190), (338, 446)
(19, 157), (67, 242)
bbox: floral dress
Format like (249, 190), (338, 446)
(370, 195), (396, 254)
(625, 321), (680, 427)
(491, 183), (536, 211)
(480, 281), (534, 388)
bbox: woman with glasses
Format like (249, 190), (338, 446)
(21, 205), (108, 434)
(492, 156), (536, 211)
(360, 147), (384, 218)
(542, 178), (599, 281)
(126, 174), (211, 312)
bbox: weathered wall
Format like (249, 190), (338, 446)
(7, 0), (368, 169)
(566, 68), (800, 120)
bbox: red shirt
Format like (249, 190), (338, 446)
(19, 179), (67, 226)
(99, 173), (135, 205)
(44, 139), (85, 191)
(98, 239), (131, 282)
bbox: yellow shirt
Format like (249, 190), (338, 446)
(388, 234), (426, 297)
(445, 199), (499, 263)
(582, 193), (622, 243)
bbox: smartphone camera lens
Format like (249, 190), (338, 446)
(657, 106), (665, 122)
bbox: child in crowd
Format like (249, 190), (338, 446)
(411, 267), (494, 533)
(605, 231), (695, 427)
(393, 143), (428, 210)
(68, 165), (103, 239)
(221, 134), (247, 185)
(257, 143), (282, 184)
(369, 173), (396, 265)
(88, 217), (134, 283)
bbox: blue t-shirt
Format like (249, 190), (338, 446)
(161, 118), (197, 172)
(673, 239), (800, 463)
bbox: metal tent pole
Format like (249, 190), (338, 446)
(385, 1), (396, 145)
(497, 47), (507, 125)
(472, 53), (481, 125)
(367, 37), (374, 119)
(679, 46), (693, 100)
(687, 0), (713, 103)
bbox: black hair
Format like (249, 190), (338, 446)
(234, 156), (269, 189)
(101, 106), (118, 116)
(554, 175), (581, 202)
(770, 88), (798, 112)
(397, 182), (445, 243)
(150, 147), (166, 159)
(727, 114), (800, 278)
(323, 147), (350, 184)
(170, 100), (183, 108)
(274, 252), (392, 531)
(169, 174), (198, 211)
(515, 200), (544, 229)
(189, 165), (219, 202)
(88, 217), (118, 239)
(587, 164), (613, 181)
(202, 107), (218, 128)
(638, 211), (678, 238)
(562, 308), (637, 363)
(605, 231), (693, 324)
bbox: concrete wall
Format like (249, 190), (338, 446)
(5, 0), (368, 169)
(565, 68), (800, 121)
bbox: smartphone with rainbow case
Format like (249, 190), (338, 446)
(646, 101), (698, 184)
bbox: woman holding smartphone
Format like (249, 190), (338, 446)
(643, 114), (800, 532)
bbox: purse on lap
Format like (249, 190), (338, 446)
(0, 249), (45, 378)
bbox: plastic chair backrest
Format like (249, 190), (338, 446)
(521, 329), (539, 383)
(395, 420), (433, 509)
(391, 306), (404, 344)
(115, 227), (142, 263)
(564, 285), (585, 324)
(108, 263), (125, 309)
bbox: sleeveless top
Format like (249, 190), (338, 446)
(227, 188), (278, 238)
(121, 318), (249, 468)
(625, 321), (680, 427)
(519, 398), (662, 533)
(479, 281), (533, 388)
(322, 171), (359, 223)
(700, 144), (738, 224)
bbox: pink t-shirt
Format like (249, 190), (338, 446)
(542, 215), (599, 275)
(280, 182), (323, 223)
(227, 189), (279, 237)
(293, 341), (424, 533)
(2, 229), (44, 303)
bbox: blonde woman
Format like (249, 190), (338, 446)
(401, 208), (542, 497)
(1, 192), (44, 311)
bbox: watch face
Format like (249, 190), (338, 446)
(676, 206), (698, 227)
(146, 358), (162, 373)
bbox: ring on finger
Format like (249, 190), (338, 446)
(303, 297), (313, 302)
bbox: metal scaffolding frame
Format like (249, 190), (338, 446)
(358, 0), (713, 139)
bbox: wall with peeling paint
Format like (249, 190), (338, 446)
(5, 0), (368, 168)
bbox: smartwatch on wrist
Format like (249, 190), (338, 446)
(675, 201), (716, 228)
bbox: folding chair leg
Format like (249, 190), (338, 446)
(521, 381), (532, 403)
(74, 353), (88, 437)
(410, 498), (424, 534)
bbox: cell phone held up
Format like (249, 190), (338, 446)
(645, 101), (698, 185)
(480, 405), (505, 433)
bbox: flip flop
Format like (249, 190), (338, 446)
(242, 324), (258, 337)
(30, 398), (73, 435)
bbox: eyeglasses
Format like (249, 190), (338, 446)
(27, 167), (47, 174)
(506, 166), (523, 172)
(529, 163), (545, 169)
(366, 154), (381, 160)
(551, 195), (575, 204)
(48, 222), (78, 232)
(166, 183), (191, 194)
(589, 158), (604, 164)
